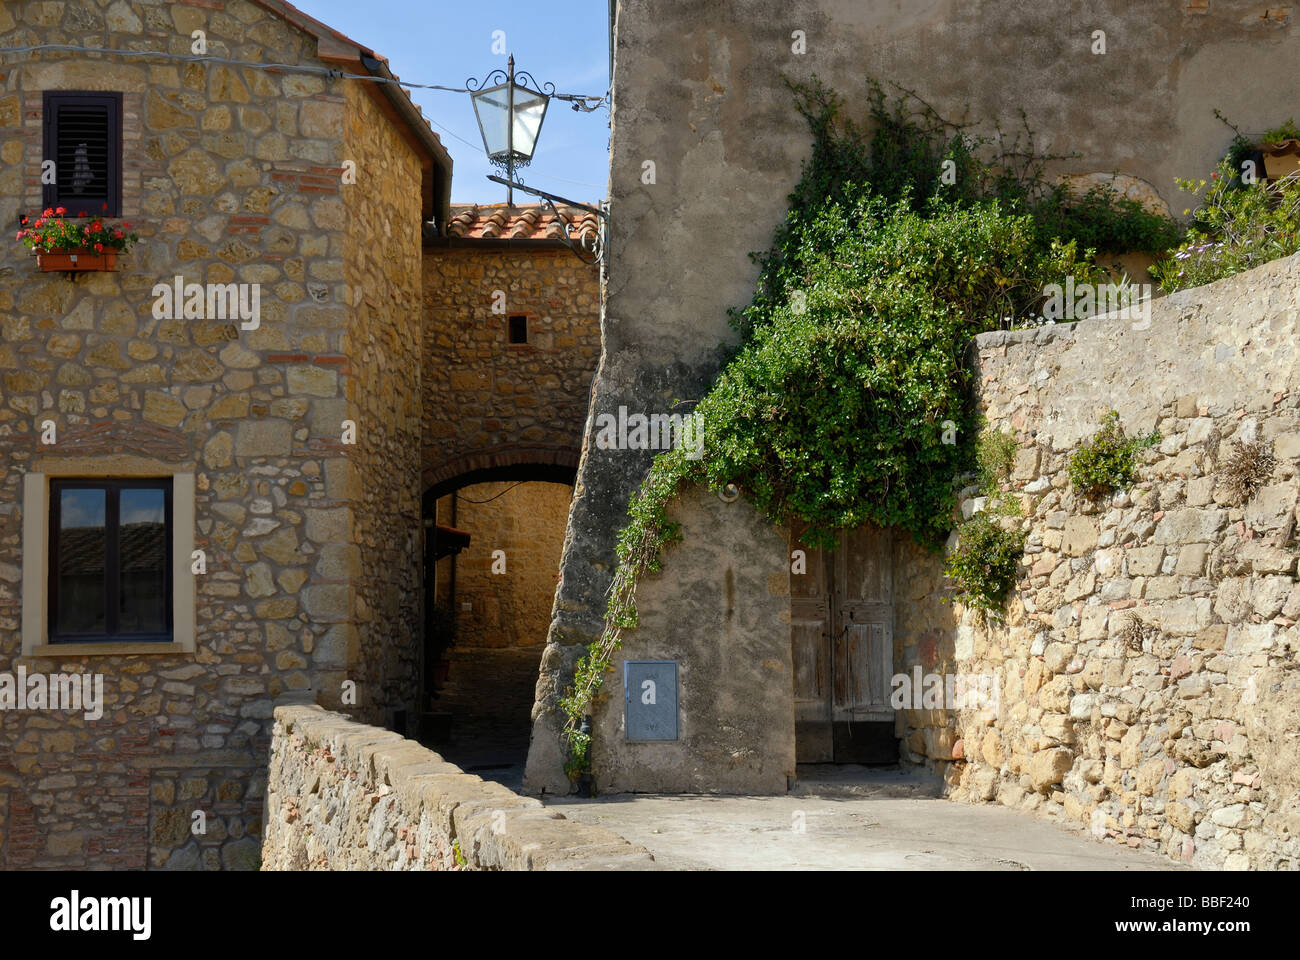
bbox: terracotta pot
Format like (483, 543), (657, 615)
(35, 249), (118, 272)
(1261, 139), (1300, 180)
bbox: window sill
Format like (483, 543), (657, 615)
(27, 642), (190, 658)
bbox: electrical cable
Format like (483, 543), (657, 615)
(453, 481), (527, 504)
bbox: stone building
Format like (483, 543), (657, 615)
(0, 0), (455, 869)
(523, 0), (1300, 870)
(420, 203), (601, 769)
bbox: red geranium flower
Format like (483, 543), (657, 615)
(19, 215), (28, 225)
(42, 208), (53, 217)
(94, 242), (104, 253)
(55, 206), (66, 215)
(102, 203), (108, 211)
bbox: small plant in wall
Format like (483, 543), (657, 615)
(16, 205), (138, 272)
(1220, 438), (1276, 504)
(1068, 410), (1160, 501)
(976, 427), (1019, 493)
(944, 509), (1026, 619)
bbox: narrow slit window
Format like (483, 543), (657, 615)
(508, 315), (528, 344)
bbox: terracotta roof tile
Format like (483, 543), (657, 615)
(446, 202), (600, 242)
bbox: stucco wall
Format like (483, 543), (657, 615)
(527, 0), (1300, 794)
(589, 487), (794, 794)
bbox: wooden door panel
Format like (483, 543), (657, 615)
(792, 620), (829, 711)
(839, 525), (892, 604)
(833, 620), (893, 720)
(790, 520), (832, 763)
(789, 520), (826, 599)
(791, 618), (832, 762)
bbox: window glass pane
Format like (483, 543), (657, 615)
(119, 488), (166, 634)
(57, 488), (106, 634)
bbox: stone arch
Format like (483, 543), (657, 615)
(421, 442), (580, 505)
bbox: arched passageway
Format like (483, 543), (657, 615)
(418, 462), (577, 784)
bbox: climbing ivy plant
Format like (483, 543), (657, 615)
(559, 78), (1180, 775)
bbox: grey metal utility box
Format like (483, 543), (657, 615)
(624, 660), (678, 741)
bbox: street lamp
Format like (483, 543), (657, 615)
(468, 55), (551, 206)
(467, 55), (609, 263)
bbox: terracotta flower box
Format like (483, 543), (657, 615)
(35, 249), (118, 272)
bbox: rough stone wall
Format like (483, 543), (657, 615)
(902, 253), (1300, 870)
(892, 538), (962, 765)
(526, 0), (1300, 793)
(0, 0), (421, 868)
(420, 247), (600, 490)
(434, 481), (570, 650)
(337, 82), (425, 727)
(261, 703), (654, 870)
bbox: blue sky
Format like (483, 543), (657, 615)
(296, 0), (610, 205)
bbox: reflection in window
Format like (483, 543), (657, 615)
(119, 488), (166, 634)
(50, 480), (171, 642)
(56, 488), (106, 635)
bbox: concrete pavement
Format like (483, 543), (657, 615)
(545, 769), (1179, 870)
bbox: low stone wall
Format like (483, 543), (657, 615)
(261, 704), (654, 870)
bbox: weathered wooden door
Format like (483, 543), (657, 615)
(790, 524), (896, 764)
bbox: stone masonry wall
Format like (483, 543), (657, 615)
(433, 480), (571, 650)
(420, 246), (600, 490)
(336, 81), (425, 727)
(904, 253), (1300, 870)
(0, 0), (424, 868)
(261, 702), (654, 870)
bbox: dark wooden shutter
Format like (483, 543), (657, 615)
(43, 92), (122, 216)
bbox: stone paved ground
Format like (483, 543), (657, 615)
(545, 769), (1180, 871)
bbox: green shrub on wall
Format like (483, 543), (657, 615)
(1068, 410), (1160, 501)
(945, 512), (1027, 617)
(1151, 161), (1300, 293)
(976, 427), (1018, 493)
